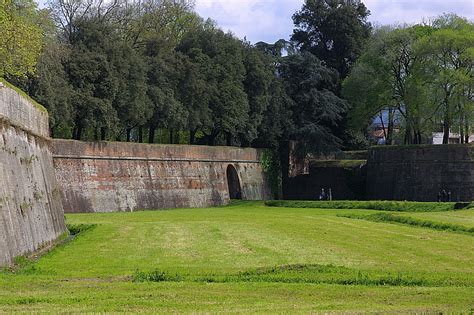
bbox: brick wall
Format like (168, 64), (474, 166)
(53, 140), (271, 213)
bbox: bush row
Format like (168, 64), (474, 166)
(265, 200), (472, 212)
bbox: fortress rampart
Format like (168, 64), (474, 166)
(0, 83), (66, 266)
(52, 140), (271, 213)
(366, 145), (473, 202)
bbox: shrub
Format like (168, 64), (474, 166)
(265, 200), (471, 212)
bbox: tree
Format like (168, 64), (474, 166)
(241, 43), (274, 146)
(280, 52), (349, 151)
(343, 25), (434, 144)
(178, 23), (249, 146)
(66, 18), (120, 140)
(145, 49), (188, 144)
(34, 40), (74, 138)
(111, 43), (150, 142)
(177, 48), (212, 144)
(416, 15), (474, 144)
(292, 0), (371, 79)
(0, 0), (43, 77)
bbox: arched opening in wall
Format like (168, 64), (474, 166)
(226, 165), (242, 200)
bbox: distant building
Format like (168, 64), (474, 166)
(432, 132), (474, 144)
(368, 109), (401, 145)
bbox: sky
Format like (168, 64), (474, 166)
(37, 0), (474, 43)
(195, 0), (474, 43)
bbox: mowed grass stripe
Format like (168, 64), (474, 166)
(397, 209), (474, 229)
(1, 281), (472, 313)
(26, 203), (473, 280)
(339, 213), (474, 235)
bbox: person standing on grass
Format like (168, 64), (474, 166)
(441, 189), (447, 202)
(319, 188), (326, 200)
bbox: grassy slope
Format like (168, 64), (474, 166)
(397, 209), (474, 229)
(1, 201), (473, 313)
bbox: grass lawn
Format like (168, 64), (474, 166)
(397, 209), (474, 229)
(1, 201), (473, 313)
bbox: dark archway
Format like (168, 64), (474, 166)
(226, 165), (242, 199)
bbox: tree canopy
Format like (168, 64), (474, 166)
(0, 0), (43, 77)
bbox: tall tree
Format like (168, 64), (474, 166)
(178, 23), (249, 146)
(0, 0), (43, 77)
(66, 18), (120, 140)
(343, 25), (434, 144)
(241, 43), (274, 146)
(292, 0), (371, 79)
(280, 52), (349, 151)
(416, 15), (474, 144)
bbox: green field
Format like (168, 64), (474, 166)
(1, 201), (473, 313)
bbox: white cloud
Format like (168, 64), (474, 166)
(37, 0), (474, 43)
(365, 0), (474, 26)
(195, 0), (303, 43)
(195, 0), (474, 43)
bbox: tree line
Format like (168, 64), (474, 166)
(343, 15), (473, 145)
(1, 0), (472, 149)
(1, 0), (369, 152)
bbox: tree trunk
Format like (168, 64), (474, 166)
(379, 112), (387, 142)
(404, 123), (413, 145)
(465, 118), (470, 143)
(138, 126), (143, 143)
(95, 128), (100, 141)
(126, 128), (132, 142)
(101, 127), (106, 141)
(226, 132), (232, 146)
(442, 110), (450, 145)
(208, 130), (218, 146)
(169, 130), (174, 144)
(442, 89), (451, 145)
(189, 129), (196, 144)
(279, 141), (290, 200)
(148, 126), (156, 144)
(387, 109), (394, 145)
(74, 125), (83, 140)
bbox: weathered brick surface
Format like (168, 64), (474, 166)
(53, 140), (271, 213)
(366, 145), (474, 201)
(0, 85), (66, 267)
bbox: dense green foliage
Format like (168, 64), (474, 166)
(265, 200), (472, 212)
(292, 0), (372, 79)
(343, 15), (474, 144)
(3, 0), (348, 152)
(1, 0), (470, 149)
(0, 0), (43, 77)
(1, 202), (473, 312)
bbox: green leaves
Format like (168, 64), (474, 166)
(0, 0), (42, 77)
(343, 16), (473, 145)
(292, 0), (372, 79)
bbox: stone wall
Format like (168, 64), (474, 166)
(285, 160), (367, 200)
(53, 140), (271, 213)
(366, 145), (474, 201)
(0, 83), (66, 266)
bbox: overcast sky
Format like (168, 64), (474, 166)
(195, 0), (474, 43)
(37, 0), (473, 43)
